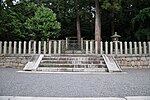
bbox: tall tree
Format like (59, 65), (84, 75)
(95, 0), (101, 53)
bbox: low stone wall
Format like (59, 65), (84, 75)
(0, 54), (31, 69)
(0, 54), (150, 69)
(116, 54), (150, 69)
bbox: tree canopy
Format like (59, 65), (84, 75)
(0, 0), (150, 41)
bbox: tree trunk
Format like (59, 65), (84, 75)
(95, 0), (101, 53)
(76, 14), (81, 49)
(111, 12), (115, 35)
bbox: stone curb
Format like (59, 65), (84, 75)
(0, 96), (150, 100)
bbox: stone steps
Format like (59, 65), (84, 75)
(37, 67), (107, 72)
(37, 54), (107, 72)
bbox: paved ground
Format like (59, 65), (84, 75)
(0, 68), (150, 97)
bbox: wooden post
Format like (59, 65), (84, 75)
(124, 41), (127, 54)
(58, 40), (61, 54)
(38, 41), (41, 54)
(54, 41), (57, 54)
(86, 41), (89, 54)
(143, 42), (147, 54)
(18, 41), (22, 54)
(8, 41), (12, 54)
(115, 41), (118, 54)
(105, 41), (108, 54)
(134, 42), (137, 54)
(49, 41), (52, 54)
(129, 42), (132, 54)
(23, 41), (27, 54)
(110, 42), (113, 54)
(4, 41), (7, 54)
(0, 41), (2, 54)
(90, 41), (93, 54)
(44, 41), (46, 54)
(138, 42), (142, 54)
(120, 42), (123, 54)
(28, 41), (31, 54)
(14, 41), (17, 54)
(95, 41), (98, 54)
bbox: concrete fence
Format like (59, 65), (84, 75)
(0, 40), (150, 54)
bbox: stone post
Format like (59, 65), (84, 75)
(110, 42), (113, 54)
(95, 41), (98, 54)
(120, 42), (123, 54)
(129, 42), (132, 54)
(4, 41), (7, 54)
(115, 41), (118, 54)
(143, 42), (147, 54)
(100, 41), (103, 54)
(90, 40), (93, 54)
(81, 38), (83, 50)
(148, 42), (150, 54)
(14, 41), (17, 54)
(28, 41), (31, 54)
(58, 40), (61, 54)
(134, 42), (137, 54)
(0, 41), (2, 54)
(8, 41), (12, 54)
(23, 41), (26, 54)
(49, 41), (52, 54)
(124, 41), (128, 54)
(33, 41), (36, 54)
(105, 41), (108, 54)
(138, 42), (142, 54)
(18, 41), (22, 54)
(86, 41), (89, 54)
(43, 41), (46, 54)
(38, 41), (41, 54)
(66, 37), (68, 50)
(54, 41), (57, 54)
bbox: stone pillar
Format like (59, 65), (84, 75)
(90, 41), (93, 54)
(48, 41), (52, 54)
(129, 42), (132, 54)
(95, 41), (98, 54)
(18, 41), (22, 54)
(23, 41), (27, 54)
(0, 41), (2, 54)
(43, 41), (46, 54)
(8, 41), (12, 54)
(110, 42), (113, 54)
(86, 41), (89, 54)
(143, 42), (147, 54)
(38, 41), (41, 54)
(4, 41), (7, 54)
(148, 42), (150, 54)
(28, 41), (31, 54)
(134, 42), (137, 54)
(120, 42), (123, 54)
(54, 41), (57, 54)
(81, 38), (83, 50)
(105, 41), (108, 54)
(100, 41), (103, 54)
(66, 38), (68, 50)
(13, 41), (17, 54)
(58, 40), (61, 54)
(33, 41), (36, 54)
(138, 42), (142, 54)
(115, 41), (118, 54)
(124, 41), (128, 54)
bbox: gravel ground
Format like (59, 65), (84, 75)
(0, 68), (150, 97)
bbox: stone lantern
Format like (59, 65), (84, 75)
(111, 32), (121, 41)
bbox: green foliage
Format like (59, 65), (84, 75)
(132, 7), (150, 41)
(25, 5), (61, 40)
(102, 0), (122, 12)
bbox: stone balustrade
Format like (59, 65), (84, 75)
(0, 41), (150, 55)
